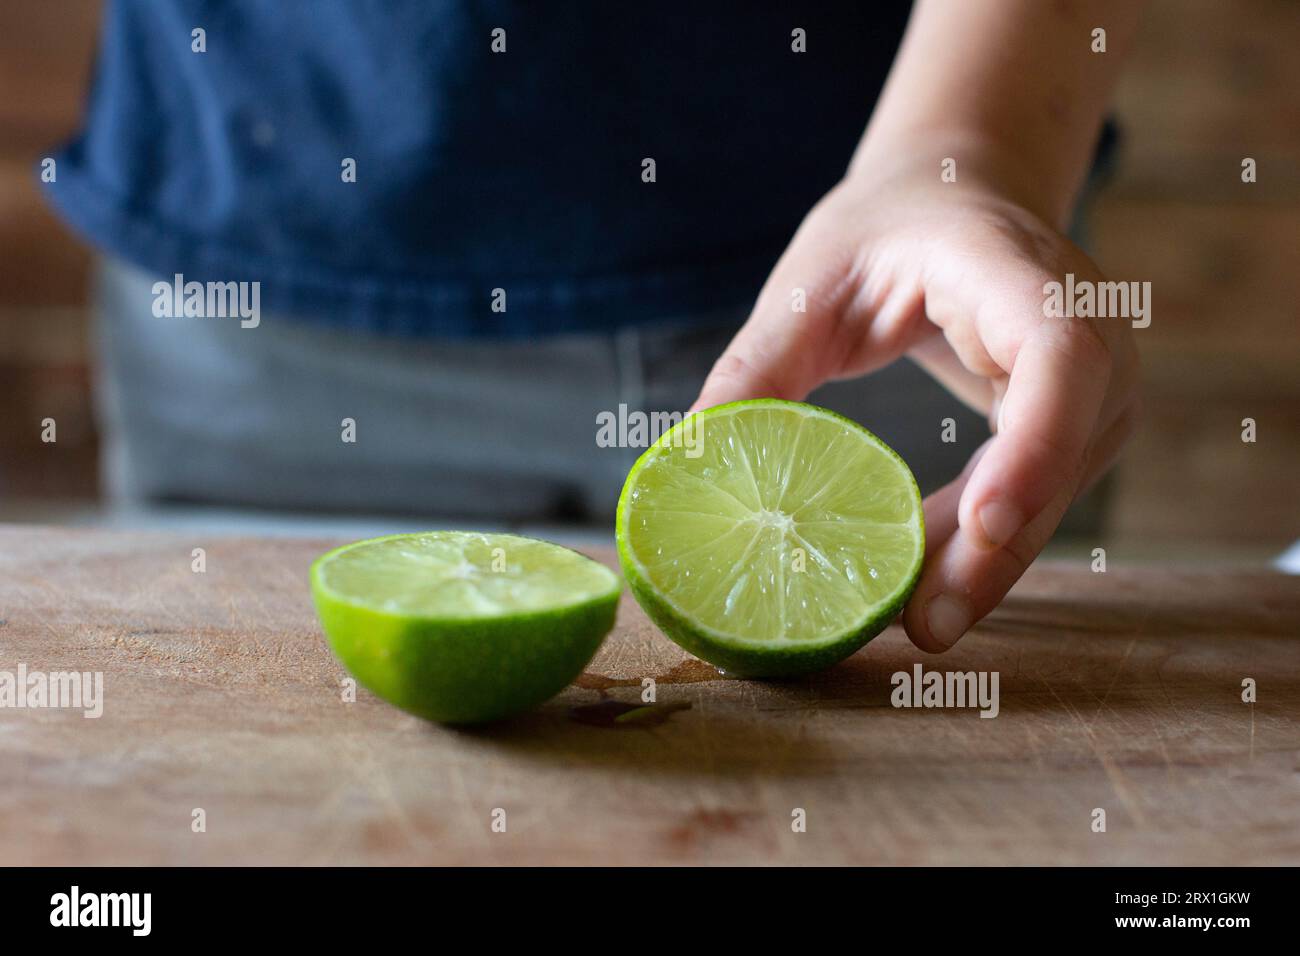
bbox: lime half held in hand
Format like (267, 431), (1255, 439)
(616, 399), (924, 677)
(311, 532), (620, 723)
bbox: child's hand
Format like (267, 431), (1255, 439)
(691, 163), (1141, 652)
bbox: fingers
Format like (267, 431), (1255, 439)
(691, 222), (847, 411)
(914, 222), (1135, 560)
(691, 203), (928, 412)
(904, 318), (1111, 654)
(904, 482), (1075, 654)
(958, 316), (1112, 551)
(900, 231), (1140, 652)
(903, 404), (1139, 653)
(908, 332), (997, 418)
(920, 435), (994, 554)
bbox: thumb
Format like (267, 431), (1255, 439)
(691, 219), (856, 412)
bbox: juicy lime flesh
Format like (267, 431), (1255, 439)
(622, 403), (923, 645)
(314, 531), (619, 619)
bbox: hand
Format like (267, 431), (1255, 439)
(692, 160), (1141, 652)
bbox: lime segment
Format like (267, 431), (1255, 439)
(315, 532), (618, 618)
(312, 532), (620, 723)
(616, 400), (924, 676)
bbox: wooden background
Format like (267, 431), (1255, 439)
(1, 0), (1297, 547)
(3, 528), (1297, 865)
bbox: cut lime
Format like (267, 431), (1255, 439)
(616, 400), (924, 677)
(311, 532), (620, 723)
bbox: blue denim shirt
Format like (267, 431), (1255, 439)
(43, 0), (912, 337)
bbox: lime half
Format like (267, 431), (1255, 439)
(616, 400), (924, 677)
(311, 532), (620, 723)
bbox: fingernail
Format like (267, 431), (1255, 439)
(925, 593), (970, 649)
(977, 500), (1023, 548)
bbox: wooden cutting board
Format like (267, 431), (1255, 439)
(1, 525), (1296, 865)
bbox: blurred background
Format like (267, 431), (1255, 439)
(1, 0), (1297, 559)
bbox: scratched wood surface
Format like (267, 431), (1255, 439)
(0, 525), (1297, 866)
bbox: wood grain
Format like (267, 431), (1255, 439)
(0, 526), (1296, 865)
